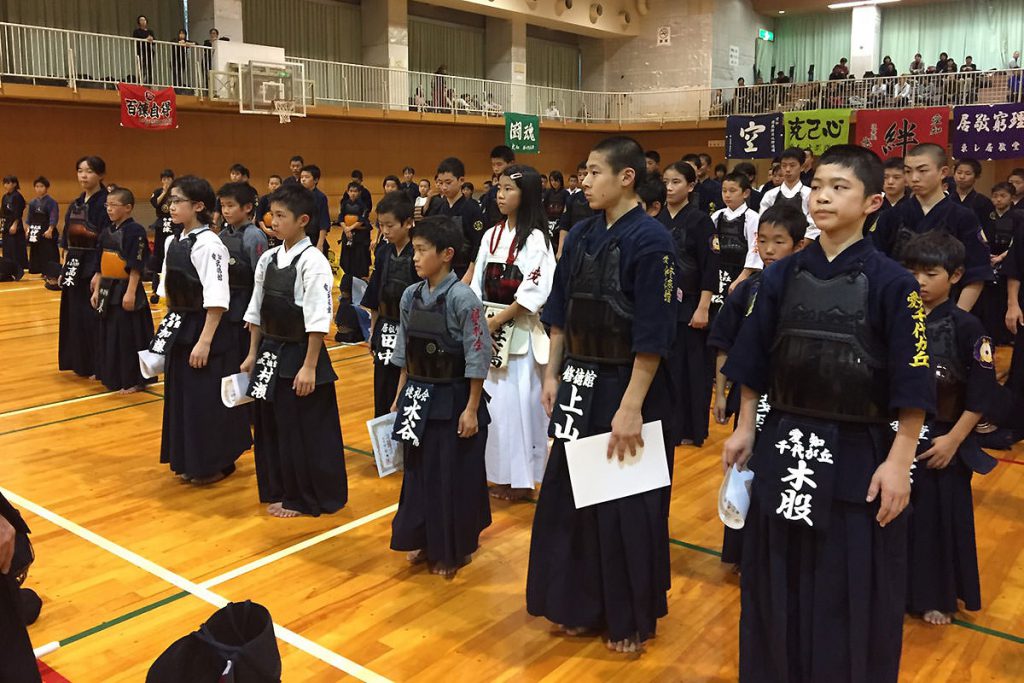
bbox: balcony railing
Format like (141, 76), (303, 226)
(1, 21), (1022, 124)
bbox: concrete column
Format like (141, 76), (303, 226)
(849, 6), (881, 78)
(188, 0), (243, 43)
(361, 0), (409, 109)
(486, 17), (527, 113)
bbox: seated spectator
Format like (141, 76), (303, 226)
(835, 57), (850, 78)
(483, 93), (503, 116)
(878, 56), (897, 78)
(1009, 51), (1020, 69)
(869, 76), (890, 106)
(961, 56), (978, 73)
(543, 101), (561, 119)
(774, 70), (791, 84)
(828, 64), (845, 80)
(946, 57), (958, 73)
(936, 52), (950, 73)
(909, 53), (926, 74)
(412, 87), (426, 111)
(893, 75), (914, 105)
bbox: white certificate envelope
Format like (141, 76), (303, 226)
(221, 372), (254, 408)
(138, 349), (165, 379)
(366, 412), (404, 477)
(718, 465), (755, 530)
(564, 421), (671, 509)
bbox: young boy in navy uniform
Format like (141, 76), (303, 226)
(711, 172), (762, 302)
(425, 157), (485, 281)
(759, 147), (818, 238)
(722, 145), (934, 683)
(527, 136), (677, 654)
(218, 181), (268, 365)
(899, 231), (997, 627)
(388, 215), (491, 578)
(709, 204), (807, 566)
(242, 183), (347, 518)
(91, 187), (154, 393)
(556, 161), (593, 260)
(362, 191), (420, 417)
(976, 183), (1024, 345)
(299, 165), (331, 253)
(873, 143), (992, 311)
(999, 191), (1024, 396)
(480, 146), (514, 229)
(951, 159), (995, 233)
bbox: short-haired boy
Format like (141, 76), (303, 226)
(556, 160), (594, 260)
(218, 181), (268, 363)
(362, 191), (420, 417)
(481, 146), (515, 228)
(723, 145), (934, 682)
(299, 164), (330, 253)
(388, 215), (491, 578)
(242, 183), (348, 518)
(759, 147), (818, 238)
(711, 171), (761, 298)
(899, 231), (997, 627)
(425, 156), (485, 281)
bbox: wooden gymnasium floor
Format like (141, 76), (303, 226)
(2, 266), (1024, 682)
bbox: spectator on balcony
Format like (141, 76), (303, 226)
(483, 93), (503, 116)
(202, 28), (225, 88)
(909, 53), (926, 74)
(431, 65), (448, 111)
(893, 75), (914, 105)
(835, 57), (849, 78)
(878, 56), (897, 78)
(544, 101), (561, 119)
(132, 15), (156, 84)
(1009, 51), (1020, 69)
(960, 56), (978, 73)
(411, 86), (427, 111)
(172, 29), (194, 90)
(773, 70), (791, 84)
(828, 64), (845, 81)
(936, 52), (950, 73)
(946, 57), (958, 73)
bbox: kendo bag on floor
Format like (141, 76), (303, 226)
(146, 600), (281, 683)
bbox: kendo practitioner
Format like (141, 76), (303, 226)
(1000, 203), (1024, 398)
(26, 176), (60, 286)
(1, 176), (27, 271)
(759, 148), (819, 238)
(555, 161), (594, 260)
(723, 146), (934, 683)
(899, 231), (997, 628)
(873, 144), (992, 312)
(389, 215), (492, 579)
(711, 172), (762, 309)
(362, 191), (420, 418)
(976, 183), (1024, 345)
(0, 492), (41, 683)
(92, 187), (154, 393)
(148, 170), (178, 304)
(480, 145), (515, 230)
(243, 183), (347, 518)
(156, 176), (252, 485)
(527, 137), (677, 654)
(217, 181), (268, 365)
(425, 157), (486, 281)
(950, 159), (996, 235)
(657, 161), (717, 447)
(58, 156), (110, 378)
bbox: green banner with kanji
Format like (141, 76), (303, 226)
(504, 112), (540, 153)
(783, 109), (851, 155)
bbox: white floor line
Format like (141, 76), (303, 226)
(2, 487), (393, 683)
(0, 285), (47, 293)
(0, 383), (164, 419)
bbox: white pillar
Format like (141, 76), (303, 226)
(188, 0), (243, 43)
(361, 0), (409, 109)
(849, 6), (881, 78)
(486, 17), (527, 113)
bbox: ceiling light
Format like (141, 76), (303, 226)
(827, 0), (900, 9)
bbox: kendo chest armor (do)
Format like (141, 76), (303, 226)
(100, 227), (130, 280)
(891, 215), (950, 260)
(260, 245), (312, 343)
(27, 205), (50, 228)
(565, 225), (634, 365)
(773, 190), (804, 213)
(671, 212), (701, 295)
(404, 283), (466, 382)
(219, 224), (256, 291)
(482, 225), (525, 306)
(378, 247), (416, 322)
(927, 314), (967, 423)
(164, 233), (206, 312)
(987, 214), (1014, 256)
(715, 211), (749, 275)
(566, 196), (593, 231)
(769, 262), (890, 423)
(65, 202), (99, 251)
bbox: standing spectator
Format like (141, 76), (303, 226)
(909, 53), (926, 74)
(878, 56), (897, 78)
(828, 64), (845, 80)
(431, 65), (448, 111)
(936, 52), (950, 73)
(202, 28), (225, 88)
(835, 57), (850, 78)
(132, 15), (155, 84)
(171, 29), (193, 90)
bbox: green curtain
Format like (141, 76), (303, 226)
(408, 16), (484, 78)
(880, 0), (1024, 72)
(773, 12), (851, 81)
(1, 0), (184, 39)
(242, 0), (361, 64)
(526, 36), (579, 89)
(754, 37), (775, 82)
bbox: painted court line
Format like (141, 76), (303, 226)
(0, 383), (165, 420)
(3, 488), (393, 683)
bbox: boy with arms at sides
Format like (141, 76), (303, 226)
(299, 165), (330, 254)
(362, 191), (420, 417)
(481, 146), (515, 229)
(759, 147), (818, 239)
(951, 159), (995, 230)
(388, 216), (491, 579)
(527, 136), (677, 654)
(711, 171), (762, 299)
(425, 157), (485, 282)
(242, 183), (347, 518)
(899, 231), (997, 627)
(399, 166), (419, 203)
(999, 186), (1024, 396)
(708, 203), (806, 566)
(873, 143), (992, 311)
(723, 146), (933, 683)
(556, 160), (594, 260)
(218, 181), (268, 365)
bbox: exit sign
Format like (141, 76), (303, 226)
(759, 29), (774, 41)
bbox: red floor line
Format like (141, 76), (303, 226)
(37, 660), (72, 683)
(996, 456), (1024, 466)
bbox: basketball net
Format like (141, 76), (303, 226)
(273, 99), (295, 124)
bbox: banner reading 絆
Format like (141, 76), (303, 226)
(726, 114), (784, 159)
(783, 109), (851, 156)
(118, 83), (177, 131)
(857, 107), (949, 160)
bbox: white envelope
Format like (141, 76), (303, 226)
(221, 372), (254, 408)
(564, 421), (671, 509)
(366, 412), (404, 477)
(718, 465), (755, 530)
(138, 349), (165, 379)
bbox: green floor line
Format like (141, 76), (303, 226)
(57, 591), (190, 647)
(668, 537), (722, 558)
(951, 618), (1024, 644)
(0, 398), (163, 438)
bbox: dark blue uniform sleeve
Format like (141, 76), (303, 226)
(695, 213), (718, 293)
(361, 243), (388, 311)
(541, 228), (573, 329)
(957, 311), (996, 415)
(123, 221), (150, 271)
(881, 273), (936, 413)
(707, 278), (751, 352)
(1003, 220), (1024, 281)
(722, 263), (783, 392)
(953, 209), (993, 285)
(626, 230), (678, 356)
(870, 208), (894, 254)
(461, 200), (485, 263)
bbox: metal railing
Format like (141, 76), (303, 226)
(1, 21), (1022, 123)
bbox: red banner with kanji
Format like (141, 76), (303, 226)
(856, 107), (948, 160)
(117, 83), (177, 130)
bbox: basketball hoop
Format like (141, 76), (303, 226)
(273, 99), (295, 124)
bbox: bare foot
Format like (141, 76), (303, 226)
(430, 563), (458, 579)
(407, 550), (427, 565)
(509, 487), (535, 501)
(118, 386), (141, 395)
(606, 634), (645, 654)
(269, 506), (303, 518)
(489, 484), (512, 500)
(177, 473), (192, 483)
(558, 625), (594, 636)
(267, 502), (282, 515)
(922, 610), (952, 625)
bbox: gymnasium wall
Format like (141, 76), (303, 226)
(0, 86), (726, 224)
